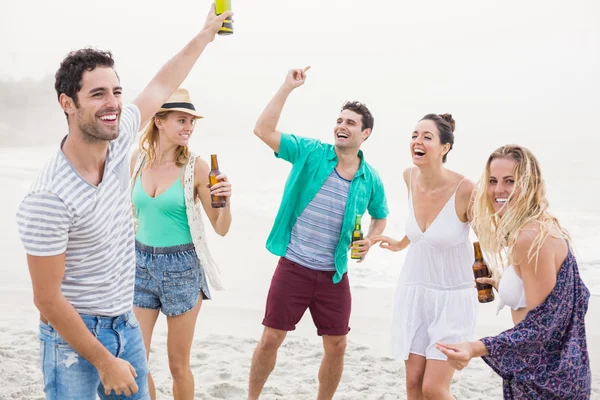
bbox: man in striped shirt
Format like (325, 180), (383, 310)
(248, 67), (389, 400)
(15, 7), (232, 400)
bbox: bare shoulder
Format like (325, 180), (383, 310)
(456, 176), (476, 200)
(514, 222), (546, 265)
(402, 167), (412, 189)
(446, 170), (475, 199)
(518, 221), (568, 265)
(516, 222), (540, 250)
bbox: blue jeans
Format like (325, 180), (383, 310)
(38, 311), (149, 399)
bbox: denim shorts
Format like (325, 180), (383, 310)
(133, 241), (211, 317)
(38, 311), (149, 400)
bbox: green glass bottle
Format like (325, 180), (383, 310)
(351, 215), (363, 260)
(215, 0), (233, 35)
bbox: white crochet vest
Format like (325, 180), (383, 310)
(130, 151), (225, 291)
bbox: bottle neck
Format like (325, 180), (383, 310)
(354, 217), (361, 230)
(473, 242), (483, 261)
(210, 154), (218, 170)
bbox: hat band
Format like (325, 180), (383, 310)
(161, 102), (196, 111)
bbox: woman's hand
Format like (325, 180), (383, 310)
(208, 174), (232, 203)
(435, 342), (474, 371)
(475, 274), (499, 291)
(370, 235), (408, 252)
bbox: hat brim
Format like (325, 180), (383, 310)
(157, 107), (204, 119)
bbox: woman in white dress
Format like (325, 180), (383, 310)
(372, 113), (478, 399)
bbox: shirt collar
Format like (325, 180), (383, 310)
(327, 146), (366, 178)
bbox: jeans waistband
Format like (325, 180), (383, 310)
(42, 310), (136, 332)
(135, 240), (195, 254)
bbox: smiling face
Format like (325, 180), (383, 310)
(410, 119), (450, 166)
(487, 157), (518, 217)
(333, 109), (371, 149)
(156, 111), (197, 146)
(67, 66), (122, 142)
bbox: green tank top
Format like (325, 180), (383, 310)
(132, 165), (193, 247)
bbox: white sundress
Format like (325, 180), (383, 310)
(391, 170), (478, 361)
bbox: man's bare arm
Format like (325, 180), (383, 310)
(254, 67), (310, 153)
(29, 253), (113, 365)
(365, 218), (387, 239)
(28, 254), (138, 395)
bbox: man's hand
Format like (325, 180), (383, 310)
(282, 67), (311, 91)
(350, 239), (372, 263)
(99, 357), (139, 397)
(202, 3), (234, 39)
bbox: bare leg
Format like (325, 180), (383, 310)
(166, 299), (203, 400)
(317, 335), (347, 400)
(133, 307), (160, 400)
(248, 327), (287, 400)
(405, 353), (427, 400)
(421, 359), (455, 400)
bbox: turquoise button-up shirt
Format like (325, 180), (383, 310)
(266, 133), (389, 283)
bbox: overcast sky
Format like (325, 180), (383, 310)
(2, 0), (599, 202)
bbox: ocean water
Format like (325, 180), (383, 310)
(3, 141), (598, 297)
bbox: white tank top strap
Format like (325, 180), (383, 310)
(409, 167), (414, 197)
(453, 176), (467, 196)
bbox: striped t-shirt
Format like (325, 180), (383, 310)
(16, 104), (141, 317)
(286, 169), (350, 271)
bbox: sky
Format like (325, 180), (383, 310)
(1, 0), (599, 210)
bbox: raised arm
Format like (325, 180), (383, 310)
(133, 4), (233, 127)
(254, 66), (310, 153)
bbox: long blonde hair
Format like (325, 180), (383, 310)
(471, 144), (571, 271)
(139, 111), (189, 168)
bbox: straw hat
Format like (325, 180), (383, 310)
(157, 88), (203, 119)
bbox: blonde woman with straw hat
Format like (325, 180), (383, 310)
(129, 88), (232, 399)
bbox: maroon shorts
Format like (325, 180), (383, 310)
(262, 257), (351, 336)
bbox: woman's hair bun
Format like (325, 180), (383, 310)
(439, 113), (456, 133)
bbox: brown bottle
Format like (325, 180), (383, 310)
(209, 154), (226, 208)
(473, 242), (495, 303)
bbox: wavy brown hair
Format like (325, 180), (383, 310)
(471, 144), (571, 272)
(139, 111), (189, 168)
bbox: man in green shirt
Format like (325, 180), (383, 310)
(247, 66), (389, 400)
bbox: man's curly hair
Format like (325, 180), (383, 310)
(54, 48), (116, 117)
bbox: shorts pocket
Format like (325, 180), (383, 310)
(134, 264), (151, 291)
(163, 268), (200, 306)
(164, 268), (196, 286)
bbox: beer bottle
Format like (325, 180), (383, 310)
(209, 154), (226, 208)
(351, 215), (363, 260)
(473, 242), (495, 303)
(215, 0), (233, 35)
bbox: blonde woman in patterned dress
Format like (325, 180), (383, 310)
(437, 145), (591, 399)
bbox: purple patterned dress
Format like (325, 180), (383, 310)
(480, 248), (591, 399)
